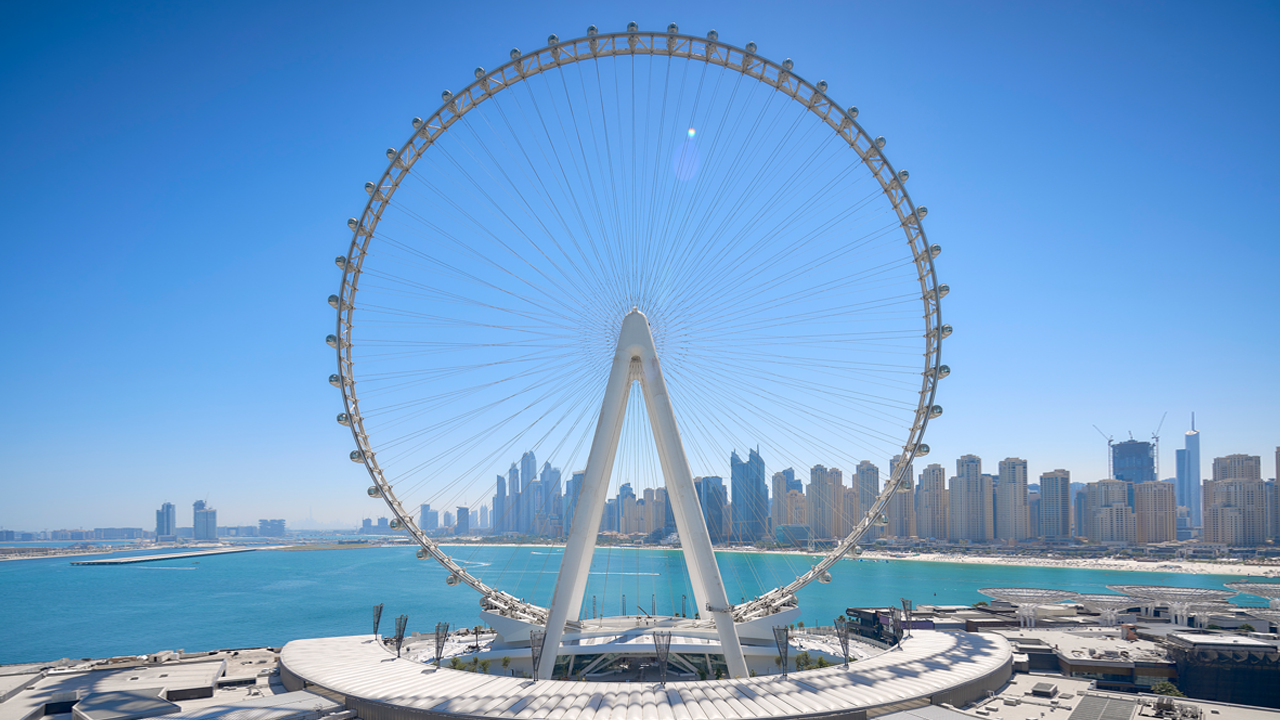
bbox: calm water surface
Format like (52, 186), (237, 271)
(0, 545), (1255, 665)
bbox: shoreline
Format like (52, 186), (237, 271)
(854, 550), (1280, 577)
(5, 540), (1276, 578)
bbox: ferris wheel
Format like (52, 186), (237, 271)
(328, 23), (947, 643)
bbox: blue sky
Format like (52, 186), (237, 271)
(3, 1), (1277, 531)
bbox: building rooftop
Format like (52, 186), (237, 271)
(281, 631), (1013, 720)
(71, 689), (178, 720)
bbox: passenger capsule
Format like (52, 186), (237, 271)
(346, 217), (359, 231)
(936, 284), (950, 298)
(367, 485), (382, 498)
(627, 21), (639, 32)
(745, 41), (757, 54)
(916, 206), (929, 219)
(337, 413), (351, 427)
(334, 256), (347, 270)
(446, 574), (461, 587)
(847, 106), (859, 118)
(667, 23), (678, 33)
(916, 444), (931, 457)
(929, 244), (941, 258)
(416, 548), (429, 559)
(898, 169), (909, 183)
(364, 182), (375, 195)
(929, 405), (943, 419)
(547, 34), (559, 45)
(349, 450), (364, 462)
(587, 25), (598, 36)
(874, 136), (886, 149)
(441, 89), (452, 102)
(510, 48), (521, 59)
(816, 80), (828, 92)
(389, 519), (403, 530)
(874, 513), (888, 526)
(818, 572), (833, 584)
(782, 58), (794, 70)
(328, 294), (341, 309)
(325, 334), (338, 349)
(706, 30), (719, 40)
(329, 374), (342, 388)
(474, 67), (485, 79)
(939, 324), (953, 339)
(936, 365), (951, 379)
(412, 117), (423, 128)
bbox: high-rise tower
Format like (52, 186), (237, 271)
(155, 502), (176, 540)
(1038, 470), (1071, 540)
(995, 458), (1030, 542)
(916, 463), (948, 540)
(949, 455), (993, 542)
(730, 448), (767, 542)
(1176, 416), (1202, 527)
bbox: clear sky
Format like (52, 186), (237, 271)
(3, 0), (1277, 531)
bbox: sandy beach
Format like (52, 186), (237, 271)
(856, 550), (1280, 577)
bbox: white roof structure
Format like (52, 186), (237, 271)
(1072, 594), (1136, 611)
(976, 588), (1079, 605)
(1227, 581), (1280, 608)
(280, 631), (1012, 720)
(1104, 585), (1236, 603)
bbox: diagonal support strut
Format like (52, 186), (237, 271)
(536, 309), (748, 679)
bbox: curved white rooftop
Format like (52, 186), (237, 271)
(1105, 585), (1236, 602)
(1073, 594), (1137, 611)
(977, 587), (1079, 605)
(280, 631), (1011, 720)
(1226, 581), (1280, 600)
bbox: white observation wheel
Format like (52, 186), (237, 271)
(329, 23), (947, 638)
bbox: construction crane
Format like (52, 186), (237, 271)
(1151, 412), (1167, 480)
(1093, 425), (1114, 479)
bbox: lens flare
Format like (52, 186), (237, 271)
(687, 127), (696, 138)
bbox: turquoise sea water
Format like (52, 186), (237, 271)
(0, 545), (1258, 665)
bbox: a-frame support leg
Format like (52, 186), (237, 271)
(536, 310), (748, 679)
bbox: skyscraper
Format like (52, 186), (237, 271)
(193, 500), (216, 541)
(770, 470), (791, 533)
(856, 460), (879, 517)
(807, 465), (843, 539)
(949, 455), (993, 542)
(508, 464), (519, 533)
(564, 470), (584, 536)
(1176, 417), (1202, 527)
(493, 474), (506, 534)
(1134, 481), (1176, 544)
(155, 502), (176, 540)
(1204, 454), (1267, 546)
(995, 458), (1030, 543)
(730, 448), (767, 542)
(520, 451), (537, 534)
(456, 507), (469, 536)
(916, 463), (948, 540)
(1085, 479), (1134, 543)
(695, 476), (727, 544)
(886, 455), (915, 538)
(419, 503), (431, 529)
(1038, 470), (1071, 540)
(479, 504), (489, 530)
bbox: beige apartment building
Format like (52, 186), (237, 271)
(1134, 481), (1176, 544)
(1204, 454), (1267, 546)
(917, 463), (949, 540)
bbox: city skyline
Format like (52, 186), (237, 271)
(4, 1), (1278, 530)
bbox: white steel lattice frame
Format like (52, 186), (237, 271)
(332, 26), (944, 625)
(1226, 581), (1280, 609)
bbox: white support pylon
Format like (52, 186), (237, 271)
(536, 310), (748, 680)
